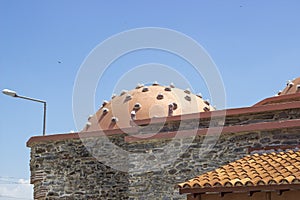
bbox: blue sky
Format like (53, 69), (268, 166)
(1, 1), (300, 199)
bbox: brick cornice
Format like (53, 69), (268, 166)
(26, 101), (300, 147)
(253, 93), (300, 106)
(27, 118), (300, 146)
(125, 119), (300, 142)
(133, 101), (300, 126)
(26, 127), (137, 147)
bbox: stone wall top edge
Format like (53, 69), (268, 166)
(125, 119), (300, 143)
(134, 100), (300, 126)
(26, 101), (300, 147)
(26, 127), (137, 147)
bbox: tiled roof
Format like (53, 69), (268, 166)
(178, 149), (300, 193)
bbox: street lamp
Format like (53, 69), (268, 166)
(2, 89), (47, 136)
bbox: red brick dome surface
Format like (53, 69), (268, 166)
(280, 77), (300, 95)
(82, 84), (214, 132)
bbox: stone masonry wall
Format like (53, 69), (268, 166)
(126, 127), (300, 199)
(30, 137), (129, 200)
(28, 107), (300, 200)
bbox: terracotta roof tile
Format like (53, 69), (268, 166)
(178, 149), (300, 190)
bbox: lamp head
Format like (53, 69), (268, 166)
(2, 89), (18, 97)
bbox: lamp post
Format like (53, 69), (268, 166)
(2, 89), (47, 136)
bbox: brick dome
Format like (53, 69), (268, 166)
(83, 83), (214, 131)
(279, 77), (300, 95)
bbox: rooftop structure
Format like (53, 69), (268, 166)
(280, 77), (300, 96)
(27, 77), (300, 200)
(84, 83), (214, 132)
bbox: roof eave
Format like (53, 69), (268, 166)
(179, 184), (300, 195)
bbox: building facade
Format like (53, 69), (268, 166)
(27, 78), (300, 199)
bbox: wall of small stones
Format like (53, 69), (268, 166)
(30, 137), (129, 200)
(126, 127), (300, 199)
(29, 108), (300, 199)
